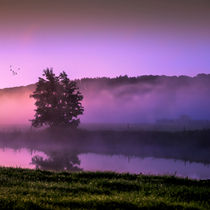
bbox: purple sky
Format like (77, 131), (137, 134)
(0, 0), (210, 88)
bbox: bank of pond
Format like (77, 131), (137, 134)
(0, 167), (209, 209)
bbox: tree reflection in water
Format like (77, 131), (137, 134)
(31, 151), (82, 171)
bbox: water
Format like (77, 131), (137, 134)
(80, 154), (210, 180)
(0, 148), (209, 180)
(0, 148), (46, 169)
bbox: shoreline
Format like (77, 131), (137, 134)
(0, 167), (209, 209)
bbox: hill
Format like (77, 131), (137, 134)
(1, 74), (210, 128)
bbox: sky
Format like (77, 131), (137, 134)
(0, 0), (210, 88)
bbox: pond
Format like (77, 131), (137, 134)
(0, 148), (209, 180)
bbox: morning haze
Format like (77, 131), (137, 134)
(1, 74), (210, 127)
(0, 1), (210, 208)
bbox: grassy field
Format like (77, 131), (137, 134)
(0, 168), (209, 209)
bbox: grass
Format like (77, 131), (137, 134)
(0, 167), (209, 209)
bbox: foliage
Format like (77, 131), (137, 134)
(30, 69), (84, 128)
(0, 167), (209, 209)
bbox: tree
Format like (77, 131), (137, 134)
(30, 68), (84, 128)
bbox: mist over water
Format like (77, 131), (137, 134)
(0, 117), (209, 178)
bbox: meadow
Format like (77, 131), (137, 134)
(0, 167), (209, 209)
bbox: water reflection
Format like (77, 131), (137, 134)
(79, 153), (210, 180)
(0, 148), (45, 169)
(0, 147), (210, 180)
(31, 151), (82, 171)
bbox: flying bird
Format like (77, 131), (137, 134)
(9, 65), (20, 76)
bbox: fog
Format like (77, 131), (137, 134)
(1, 74), (210, 178)
(81, 75), (210, 123)
(0, 74), (210, 127)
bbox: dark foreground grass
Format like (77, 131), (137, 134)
(0, 168), (209, 209)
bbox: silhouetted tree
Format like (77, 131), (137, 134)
(30, 68), (84, 128)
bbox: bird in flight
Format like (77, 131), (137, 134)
(10, 65), (20, 76)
